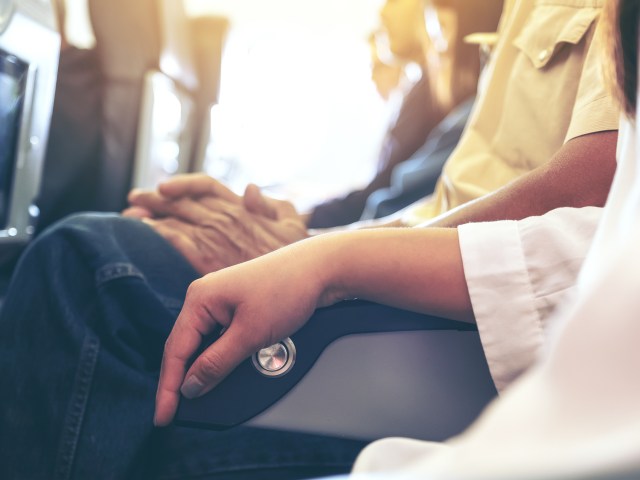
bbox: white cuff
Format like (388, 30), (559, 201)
(458, 220), (543, 392)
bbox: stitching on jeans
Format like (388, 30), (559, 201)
(95, 263), (144, 286)
(53, 332), (100, 480)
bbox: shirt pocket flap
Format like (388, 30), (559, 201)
(513, 6), (599, 69)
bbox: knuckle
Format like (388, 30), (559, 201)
(196, 350), (226, 380)
(186, 279), (203, 299)
(246, 329), (269, 353)
(163, 335), (175, 354)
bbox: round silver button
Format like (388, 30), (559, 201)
(257, 343), (288, 372)
(252, 338), (296, 377)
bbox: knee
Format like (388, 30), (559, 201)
(40, 212), (120, 236)
(28, 212), (124, 259)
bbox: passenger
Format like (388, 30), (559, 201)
(276, 0), (503, 228)
(0, 1), (621, 480)
(353, 0), (640, 475)
(321, 0), (503, 224)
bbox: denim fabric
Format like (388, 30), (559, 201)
(0, 213), (366, 479)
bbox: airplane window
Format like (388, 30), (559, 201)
(187, 0), (388, 211)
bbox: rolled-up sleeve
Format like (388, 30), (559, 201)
(458, 207), (602, 392)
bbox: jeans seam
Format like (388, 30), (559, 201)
(97, 263), (183, 312)
(95, 262), (144, 286)
(53, 331), (100, 480)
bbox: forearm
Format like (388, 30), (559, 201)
(314, 228), (473, 322)
(425, 130), (618, 228)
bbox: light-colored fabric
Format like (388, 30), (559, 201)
(579, 118), (639, 289)
(63, 0), (96, 49)
(457, 206), (601, 392)
(401, 0), (618, 226)
(351, 115), (640, 480)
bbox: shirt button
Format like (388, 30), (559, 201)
(538, 49), (550, 62)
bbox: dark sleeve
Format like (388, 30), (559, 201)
(308, 75), (443, 228)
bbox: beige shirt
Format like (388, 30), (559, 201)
(402, 0), (618, 225)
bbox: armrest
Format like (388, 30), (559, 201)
(176, 300), (497, 441)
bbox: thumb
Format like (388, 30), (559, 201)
(243, 183), (278, 220)
(180, 321), (259, 399)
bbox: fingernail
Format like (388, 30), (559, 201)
(181, 375), (205, 399)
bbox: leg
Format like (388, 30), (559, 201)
(0, 213), (365, 479)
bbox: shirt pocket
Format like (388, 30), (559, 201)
(513, 4), (599, 69)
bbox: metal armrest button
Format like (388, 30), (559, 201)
(252, 338), (296, 377)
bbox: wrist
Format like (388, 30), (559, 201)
(300, 232), (360, 308)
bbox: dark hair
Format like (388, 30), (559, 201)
(602, 0), (638, 117)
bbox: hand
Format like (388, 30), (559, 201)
(154, 238), (338, 426)
(124, 174), (304, 224)
(128, 193), (309, 275)
(243, 183), (305, 224)
(123, 173), (243, 220)
(123, 175), (309, 274)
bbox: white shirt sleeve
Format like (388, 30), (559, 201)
(353, 227), (640, 479)
(457, 206), (602, 392)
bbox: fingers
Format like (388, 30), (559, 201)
(243, 183), (303, 223)
(243, 183), (278, 220)
(130, 191), (218, 226)
(271, 196), (301, 220)
(127, 190), (169, 218)
(158, 173), (241, 204)
(155, 282), (223, 426)
(155, 277), (256, 426)
(121, 206), (154, 219)
(181, 322), (256, 400)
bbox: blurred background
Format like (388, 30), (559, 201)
(60, 0), (392, 211)
(185, 0), (388, 210)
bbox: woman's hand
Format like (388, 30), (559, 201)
(154, 236), (340, 426)
(153, 227), (474, 426)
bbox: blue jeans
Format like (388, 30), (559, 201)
(0, 213), (366, 479)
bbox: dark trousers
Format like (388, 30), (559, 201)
(0, 213), (366, 479)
